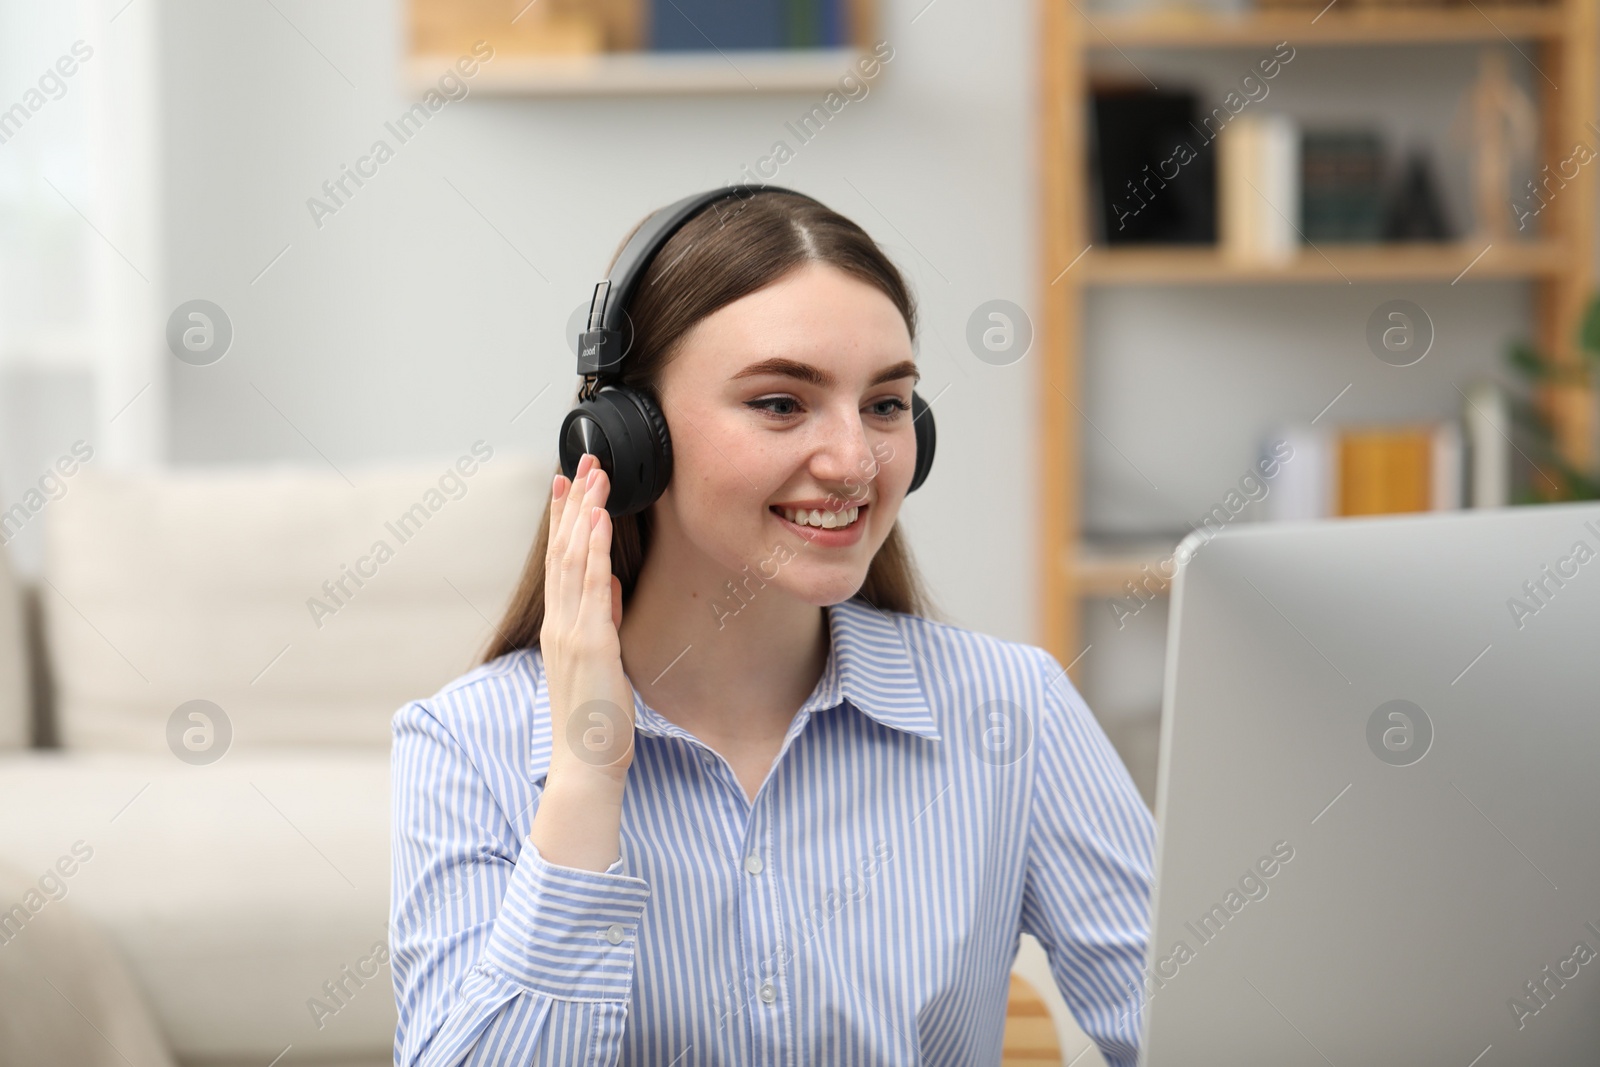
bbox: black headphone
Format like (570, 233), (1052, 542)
(559, 183), (936, 517)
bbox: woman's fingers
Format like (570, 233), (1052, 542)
(582, 504), (614, 630)
(556, 467), (599, 625)
(548, 455), (595, 606)
(546, 458), (577, 574)
(548, 467), (571, 537)
(557, 462), (612, 631)
(549, 453), (593, 563)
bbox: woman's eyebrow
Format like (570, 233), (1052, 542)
(730, 357), (920, 388)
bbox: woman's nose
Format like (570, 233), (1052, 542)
(809, 416), (879, 486)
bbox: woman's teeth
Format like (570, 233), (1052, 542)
(775, 505), (860, 529)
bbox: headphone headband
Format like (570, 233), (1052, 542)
(576, 183), (813, 378)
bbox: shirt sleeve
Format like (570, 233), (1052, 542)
(390, 698), (651, 1067)
(1017, 649), (1156, 1067)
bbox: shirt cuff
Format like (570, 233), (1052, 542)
(481, 838), (650, 1001)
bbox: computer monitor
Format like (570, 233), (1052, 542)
(1138, 502), (1600, 1066)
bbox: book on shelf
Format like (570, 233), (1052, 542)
(1264, 420), (1466, 519)
(410, 0), (605, 55)
(785, 0), (846, 46)
(650, 0), (846, 50)
(1462, 380), (1511, 508)
(1338, 423), (1461, 514)
(1301, 129), (1387, 242)
(1218, 112), (1299, 264)
(1092, 115), (1446, 256)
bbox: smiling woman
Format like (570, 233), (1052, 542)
(389, 187), (1157, 1067)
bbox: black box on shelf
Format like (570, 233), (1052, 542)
(1089, 87), (1217, 245)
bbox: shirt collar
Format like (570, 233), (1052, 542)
(629, 596), (941, 743)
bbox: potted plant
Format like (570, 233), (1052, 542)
(1505, 294), (1600, 502)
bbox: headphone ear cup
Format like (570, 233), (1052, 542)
(907, 390), (936, 494)
(558, 385), (673, 517)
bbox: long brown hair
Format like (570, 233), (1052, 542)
(481, 189), (940, 663)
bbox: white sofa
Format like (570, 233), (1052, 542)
(0, 450), (545, 1067)
(0, 452), (1109, 1067)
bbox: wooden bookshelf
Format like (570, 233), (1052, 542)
(1071, 538), (1178, 598)
(1037, 0), (1599, 685)
(1084, 240), (1568, 284)
(1086, 5), (1567, 47)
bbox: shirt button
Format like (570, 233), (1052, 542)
(699, 749), (716, 765)
(758, 981), (776, 1004)
(604, 923), (625, 945)
(743, 853), (764, 875)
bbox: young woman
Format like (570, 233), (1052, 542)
(390, 189), (1155, 1066)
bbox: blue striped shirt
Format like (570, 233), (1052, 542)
(390, 596), (1155, 1066)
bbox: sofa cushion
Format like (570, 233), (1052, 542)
(0, 750), (393, 1060)
(0, 853), (178, 1066)
(42, 450), (543, 751)
(0, 540), (28, 749)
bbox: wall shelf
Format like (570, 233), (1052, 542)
(407, 47), (870, 97)
(1069, 539), (1179, 598)
(1081, 240), (1569, 284)
(406, 0), (881, 96)
(1085, 5), (1566, 48)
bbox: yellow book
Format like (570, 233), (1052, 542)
(411, 0), (604, 56)
(1338, 427), (1434, 515)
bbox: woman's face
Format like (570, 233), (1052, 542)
(649, 261), (919, 608)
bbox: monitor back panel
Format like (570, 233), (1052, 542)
(1140, 503), (1600, 1067)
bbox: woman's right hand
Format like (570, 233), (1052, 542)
(538, 453), (637, 794)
